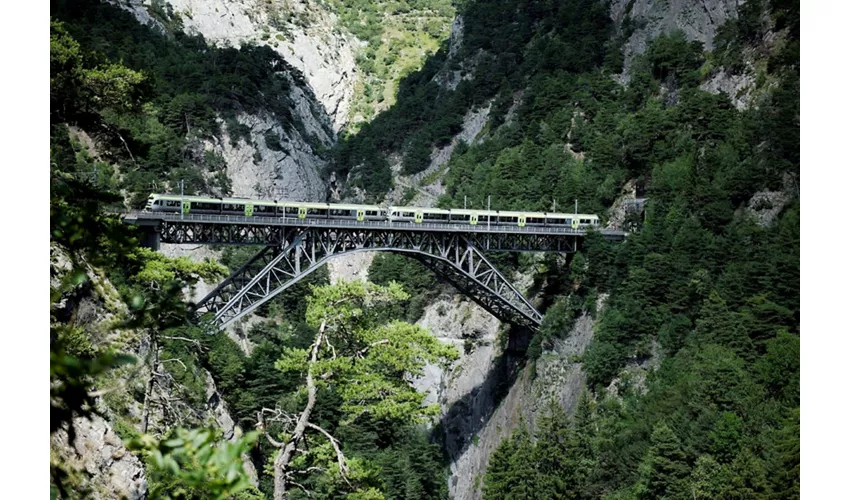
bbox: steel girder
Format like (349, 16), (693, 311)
(155, 219), (582, 252)
(195, 226), (545, 331)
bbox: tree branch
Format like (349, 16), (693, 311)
(355, 339), (390, 359)
(160, 335), (205, 350)
(159, 358), (187, 371)
(306, 422), (349, 477)
(271, 320), (326, 499)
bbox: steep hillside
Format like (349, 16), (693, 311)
(326, 0), (799, 498)
(55, 0), (333, 204)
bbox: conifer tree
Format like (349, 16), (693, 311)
(634, 423), (691, 499)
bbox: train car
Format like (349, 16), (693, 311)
(326, 203), (386, 221)
(148, 194), (275, 217)
(572, 214), (600, 229)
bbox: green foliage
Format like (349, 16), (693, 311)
(278, 281), (458, 424)
(470, 2), (798, 494)
(129, 247), (227, 290)
(127, 428), (263, 499)
(633, 423), (690, 499)
(368, 253), (442, 322)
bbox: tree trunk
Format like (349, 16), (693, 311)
(273, 321), (325, 500)
(141, 333), (158, 434)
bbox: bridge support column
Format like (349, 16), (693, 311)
(139, 228), (160, 251)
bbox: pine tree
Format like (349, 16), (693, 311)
(534, 402), (581, 499)
(634, 423), (691, 499)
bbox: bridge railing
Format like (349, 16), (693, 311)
(123, 211), (627, 237)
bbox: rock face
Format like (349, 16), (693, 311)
(51, 415), (148, 500)
(385, 103), (492, 207)
(51, 243), (258, 493)
(206, 112), (327, 201)
(327, 251), (376, 284)
(609, 0), (742, 81)
(441, 310), (600, 500)
(109, 0), (166, 33)
(700, 68), (756, 110)
(158, 0), (358, 132)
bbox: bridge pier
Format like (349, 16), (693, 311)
(138, 227), (160, 251)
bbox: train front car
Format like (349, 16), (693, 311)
(148, 193), (184, 214)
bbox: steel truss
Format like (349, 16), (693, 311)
(155, 219), (581, 252)
(195, 226), (549, 330)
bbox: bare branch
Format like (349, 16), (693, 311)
(160, 335), (205, 350)
(257, 411), (284, 448)
(290, 481), (312, 498)
(324, 334), (337, 360)
(272, 320), (326, 499)
(355, 339), (390, 359)
(159, 358), (188, 371)
(306, 422), (349, 478)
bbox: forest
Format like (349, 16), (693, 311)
(332, 0), (799, 498)
(50, 0), (799, 498)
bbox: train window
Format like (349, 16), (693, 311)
(403, 212), (414, 217)
(284, 207), (298, 215)
(451, 214), (467, 221)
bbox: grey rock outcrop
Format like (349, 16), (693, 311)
(385, 103), (491, 207)
(205, 112), (327, 201)
(109, 0), (166, 33)
(701, 68), (756, 110)
(443, 310), (600, 500)
(51, 415), (148, 500)
(609, 0), (743, 82)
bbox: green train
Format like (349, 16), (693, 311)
(145, 193), (600, 229)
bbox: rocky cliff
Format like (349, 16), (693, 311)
(50, 242), (258, 497)
(155, 0), (358, 133)
(610, 0), (743, 81)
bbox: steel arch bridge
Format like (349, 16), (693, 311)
(124, 213), (626, 331)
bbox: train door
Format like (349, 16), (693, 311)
(356, 209), (365, 221)
(414, 210), (423, 223)
(518, 215), (526, 227)
(298, 206), (307, 219)
(470, 213), (478, 225)
(182, 200), (191, 214)
(245, 204), (254, 217)
(570, 218), (579, 229)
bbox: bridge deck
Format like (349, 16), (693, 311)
(123, 212), (627, 240)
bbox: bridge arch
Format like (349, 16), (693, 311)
(195, 228), (544, 330)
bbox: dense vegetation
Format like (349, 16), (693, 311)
(331, 0), (799, 497)
(51, 0), (799, 497)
